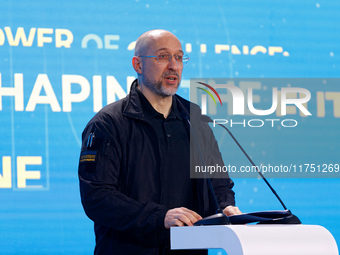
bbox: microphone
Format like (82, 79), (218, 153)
(180, 111), (230, 226)
(202, 115), (301, 224)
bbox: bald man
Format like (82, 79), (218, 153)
(78, 29), (241, 255)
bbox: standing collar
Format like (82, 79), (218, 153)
(124, 79), (193, 121)
(136, 85), (182, 121)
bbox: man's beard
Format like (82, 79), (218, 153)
(142, 72), (180, 97)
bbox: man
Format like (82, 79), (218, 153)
(78, 29), (241, 255)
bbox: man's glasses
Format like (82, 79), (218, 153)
(139, 53), (190, 66)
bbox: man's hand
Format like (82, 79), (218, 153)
(223, 205), (242, 216)
(164, 207), (202, 229)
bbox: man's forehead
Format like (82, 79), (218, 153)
(148, 36), (183, 53)
(154, 46), (184, 54)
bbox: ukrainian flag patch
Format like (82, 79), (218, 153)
(80, 150), (97, 163)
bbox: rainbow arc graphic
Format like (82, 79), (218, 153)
(197, 82), (223, 106)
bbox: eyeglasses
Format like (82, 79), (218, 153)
(139, 53), (190, 66)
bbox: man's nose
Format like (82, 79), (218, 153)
(167, 56), (179, 70)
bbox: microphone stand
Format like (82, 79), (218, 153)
(203, 115), (301, 224)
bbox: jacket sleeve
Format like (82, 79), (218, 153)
(78, 119), (168, 234)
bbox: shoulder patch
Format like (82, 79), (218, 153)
(79, 150), (97, 163)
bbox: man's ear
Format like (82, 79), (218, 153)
(132, 56), (143, 74)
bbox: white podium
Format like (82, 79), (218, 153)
(171, 225), (339, 255)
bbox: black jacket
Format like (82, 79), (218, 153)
(78, 80), (235, 255)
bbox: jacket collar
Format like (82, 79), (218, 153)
(123, 79), (145, 120)
(135, 85), (182, 121)
(123, 79), (199, 121)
